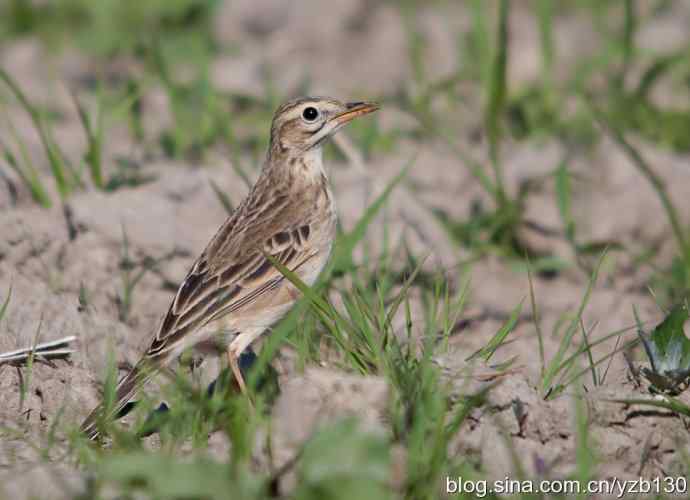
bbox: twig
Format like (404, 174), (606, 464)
(0, 335), (76, 365)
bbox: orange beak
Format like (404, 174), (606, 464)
(331, 101), (380, 126)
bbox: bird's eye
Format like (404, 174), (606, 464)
(302, 106), (320, 122)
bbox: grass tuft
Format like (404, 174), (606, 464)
(0, 69), (80, 200)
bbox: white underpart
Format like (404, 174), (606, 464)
(302, 145), (337, 222)
(223, 144), (336, 360)
(300, 145), (326, 181)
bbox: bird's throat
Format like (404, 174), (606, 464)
(300, 146), (326, 179)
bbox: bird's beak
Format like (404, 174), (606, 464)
(330, 101), (380, 126)
(308, 101), (379, 149)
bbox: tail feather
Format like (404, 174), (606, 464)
(80, 362), (151, 440)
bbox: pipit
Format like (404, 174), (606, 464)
(81, 97), (379, 439)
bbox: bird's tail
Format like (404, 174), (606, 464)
(80, 361), (152, 440)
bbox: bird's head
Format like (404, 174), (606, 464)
(268, 97), (378, 158)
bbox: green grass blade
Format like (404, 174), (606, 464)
(574, 384), (595, 489)
(330, 165), (408, 275)
(72, 89), (104, 189)
(579, 320), (598, 386)
(470, 0), (491, 87)
(635, 51), (686, 100)
(382, 254), (429, 350)
(542, 252), (605, 395)
(618, 0), (637, 87)
(263, 253), (367, 372)
(588, 98), (690, 276)
(555, 159), (575, 242)
(466, 298), (524, 362)
(1, 137), (52, 207)
(535, 0), (554, 88)
(0, 285), (10, 324)
(0, 69), (74, 198)
(526, 258), (545, 377)
(209, 179), (234, 214)
(552, 322), (638, 389)
(559, 335), (637, 391)
(485, 0), (509, 195)
(43, 128), (76, 198)
(604, 397), (690, 419)
(439, 132), (497, 198)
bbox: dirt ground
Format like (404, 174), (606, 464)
(1, 1), (690, 498)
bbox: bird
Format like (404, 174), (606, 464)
(80, 97), (379, 440)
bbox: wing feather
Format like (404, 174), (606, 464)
(147, 225), (316, 359)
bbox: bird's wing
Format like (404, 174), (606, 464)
(80, 188), (320, 440)
(81, 221), (315, 439)
(145, 204), (318, 360)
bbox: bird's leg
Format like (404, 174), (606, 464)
(227, 346), (248, 395)
(227, 345), (256, 411)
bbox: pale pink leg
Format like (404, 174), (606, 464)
(227, 345), (248, 395)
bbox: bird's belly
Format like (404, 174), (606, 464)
(204, 238), (333, 348)
(299, 240), (333, 287)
